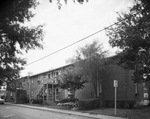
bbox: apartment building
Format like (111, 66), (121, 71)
(18, 64), (73, 104)
(13, 62), (147, 105)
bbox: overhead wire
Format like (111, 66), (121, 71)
(26, 12), (138, 66)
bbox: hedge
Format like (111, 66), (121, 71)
(104, 100), (136, 109)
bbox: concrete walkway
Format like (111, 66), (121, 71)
(6, 103), (127, 119)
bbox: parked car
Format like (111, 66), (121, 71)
(0, 98), (4, 104)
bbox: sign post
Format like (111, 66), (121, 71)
(114, 80), (118, 116)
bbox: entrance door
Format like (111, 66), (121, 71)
(48, 84), (59, 102)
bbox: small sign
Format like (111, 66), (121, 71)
(114, 80), (118, 87)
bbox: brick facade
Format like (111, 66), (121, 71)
(102, 65), (135, 101)
(13, 63), (145, 104)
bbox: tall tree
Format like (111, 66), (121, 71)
(69, 40), (108, 97)
(0, 0), (43, 86)
(106, 0), (150, 102)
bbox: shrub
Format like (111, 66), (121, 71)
(31, 98), (43, 104)
(105, 100), (136, 109)
(59, 98), (79, 103)
(24, 96), (29, 103)
(58, 98), (101, 109)
(18, 94), (29, 103)
(57, 98), (79, 107)
(106, 101), (114, 107)
(78, 98), (101, 110)
(57, 102), (78, 107)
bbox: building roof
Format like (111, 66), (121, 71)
(19, 55), (119, 80)
(20, 63), (73, 79)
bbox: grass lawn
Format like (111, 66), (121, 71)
(20, 103), (150, 119)
(84, 106), (150, 119)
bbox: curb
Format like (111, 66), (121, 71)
(6, 103), (127, 119)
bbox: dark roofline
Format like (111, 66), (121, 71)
(20, 63), (73, 79)
(20, 54), (118, 79)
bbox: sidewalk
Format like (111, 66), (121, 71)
(6, 102), (127, 119)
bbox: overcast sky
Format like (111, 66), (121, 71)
(20, 0), (134, 77)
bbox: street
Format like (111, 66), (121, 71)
(0, 104), (96, 119)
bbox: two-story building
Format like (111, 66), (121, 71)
(19, 64), (73, 104)
(8, 61), (148, 106)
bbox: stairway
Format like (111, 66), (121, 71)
(31, 78), (49, 99)
(32, 83), (43, 99)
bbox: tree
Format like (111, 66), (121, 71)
(139, 0), (150, 12)
(0, 0), (88, 86)
(58, 69), (87, 99)
(49, 0), (88, 3)
(0, 0), (43, 87)
(106, 0), (150, 102)
(49, 0), (88, 4)
(106, 0), (150, 82)
(49, 0), (88, 9)
(69, 40), (108, 97)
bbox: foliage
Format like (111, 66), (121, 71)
(57, 101), (78, 107)
(6, 78), (23, 91)
(58, 69), (87, 92)
(0, 0), (43, 86)
(70, 40), (107, 96)
(0, 80), (2, 86)
(139, 0), (150, 13)
(31, 98), (43, 104)
(57, 98), (101, 109)
(77, 98), (101, 110)
(49, 0), (88, 9)
(49, 0), (88, 3)
(105, 100), (136, 109)
(18, 94), (29, 104)
(106, 0), (150, 84)
(57, 98), (79, 107)
(59, 98), (78, 103)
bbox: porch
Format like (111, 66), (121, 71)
(38, 83), (59, 105)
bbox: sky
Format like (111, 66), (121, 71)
(20, 0), (134, 77)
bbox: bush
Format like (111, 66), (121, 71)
(78, 98), (101, 110)
(58, 98), (101, 109)
(31, 98), (43, 104)
(57, 98), (79, 107)
(18, 94), (29, 103)
(59, 98), (79, 103)
(105, 100), (136, 109)
(24, 96), (29, 103)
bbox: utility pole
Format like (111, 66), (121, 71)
(28, 76), (31, 103)
(28, 72), (32, 103)
(114, 80), (118, 116)
(52, 83), (54, 103)
(43, 84), (45, 103)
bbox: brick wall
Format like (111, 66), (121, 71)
(102, 65), (135, 101)
(19, 64), (144, 103)
(75, 64), (137, 102)
(76, 81), (95, 100)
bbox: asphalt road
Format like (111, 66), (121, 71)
(0, 104), (96, 119)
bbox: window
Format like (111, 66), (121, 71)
(58, 71), (61, 75)
(37, 80), (40, 84)
(54, 78), (58, 84)
(48, 74), (51, 78)
(56, 72), (58, 75)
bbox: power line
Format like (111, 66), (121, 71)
(26, 13), (137, 66)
